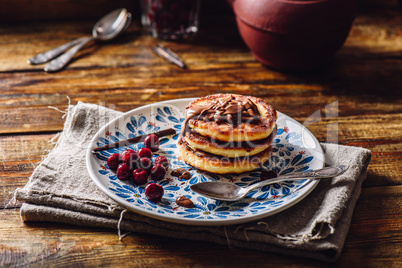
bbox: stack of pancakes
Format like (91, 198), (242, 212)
(177, 94), (277, 174)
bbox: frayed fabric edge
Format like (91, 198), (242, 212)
(223, 225), (233, 248)
(15, 190), (122, 214)
(47, 96), (71, 119)
(235, 221), (333, 243)
(118, 209), (131, 241)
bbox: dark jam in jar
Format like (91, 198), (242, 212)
(141, 0), (201, 40)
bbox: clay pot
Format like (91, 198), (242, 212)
(231, 0), (356, 71)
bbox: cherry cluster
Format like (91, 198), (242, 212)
(106, 134), (166, 203)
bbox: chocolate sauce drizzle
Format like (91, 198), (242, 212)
(183, 95), (261, 134)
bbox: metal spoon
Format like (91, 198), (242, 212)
(190, 165), (349, 202)
(44, 8), (131, 72)
(28, 8), (131, 71)
(28, 8), (131, 65)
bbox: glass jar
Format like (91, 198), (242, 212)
(141, 0), (201, 40)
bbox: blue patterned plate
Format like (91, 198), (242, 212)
(86, 98), (324, 226)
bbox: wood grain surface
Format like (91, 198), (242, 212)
(0, 0), (401, 267)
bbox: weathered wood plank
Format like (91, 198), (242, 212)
(0, 134), (56, 207)
(0, 8), (400, 134)
(0, 8), (401, 71)
(0, 0), (138, 22)
(340, 185), (402, 267)
(0, 4), (400, 267)
(1, 185), (400, 267)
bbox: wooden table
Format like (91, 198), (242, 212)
(1, 1), (401, 267)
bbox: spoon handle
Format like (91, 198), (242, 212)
(246, 165), (348, 192)
(28, 37), (89, 65)
(44, 36), (95, 72)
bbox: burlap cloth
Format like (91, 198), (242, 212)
(15, 102), (371, 262)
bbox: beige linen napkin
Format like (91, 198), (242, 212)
(16, 102), (371, 262)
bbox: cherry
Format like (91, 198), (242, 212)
(260, 170), (278, 181)
(154, 155), (169, 170)
(121, 149), (139, 169)
(138, 147), (153, 159)
(145, 183), (164, 203)
(139, 157), (153, 174)
(116, 163), (132, 181)
(107, 153), (122, 170)
(150, 164), (166, 181)
(132, 168), (149, 185)
(144, 134), (159, 152)
(121, 149), (134, 162)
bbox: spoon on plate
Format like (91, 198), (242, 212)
(28, 8), (132, 72)
(190, 165), (349, 202)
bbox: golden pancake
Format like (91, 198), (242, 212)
(183, 94), (277, 142)
(177, 136), (272, 174)
(183, 124), (277, 158)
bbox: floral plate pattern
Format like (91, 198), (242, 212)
(86, 98), (324, 226)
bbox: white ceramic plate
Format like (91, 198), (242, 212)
(86, 98), (324, 226)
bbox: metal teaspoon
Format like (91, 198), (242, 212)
(44, 8), (131, 72)
(190, 165), (349, 202)
(28, 8), (131, 71)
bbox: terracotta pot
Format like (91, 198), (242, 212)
(231, 0), (356, 71)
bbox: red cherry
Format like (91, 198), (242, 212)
(154, 156), (169, 170)
(139, 157), (153, 174)
(144, 134), (160, 152)
(145, 183), (164, 203)
(138, 148), (153, 159)
(150, 164), (166, 181)
(121, 149), (139, 169)
(121, 149), (134, 161)
(132, 168), (149, 185)
(116, 163), (132, 181)
(107, 153), (122, 170)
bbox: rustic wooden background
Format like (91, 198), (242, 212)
(0, 0), (401, 267)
